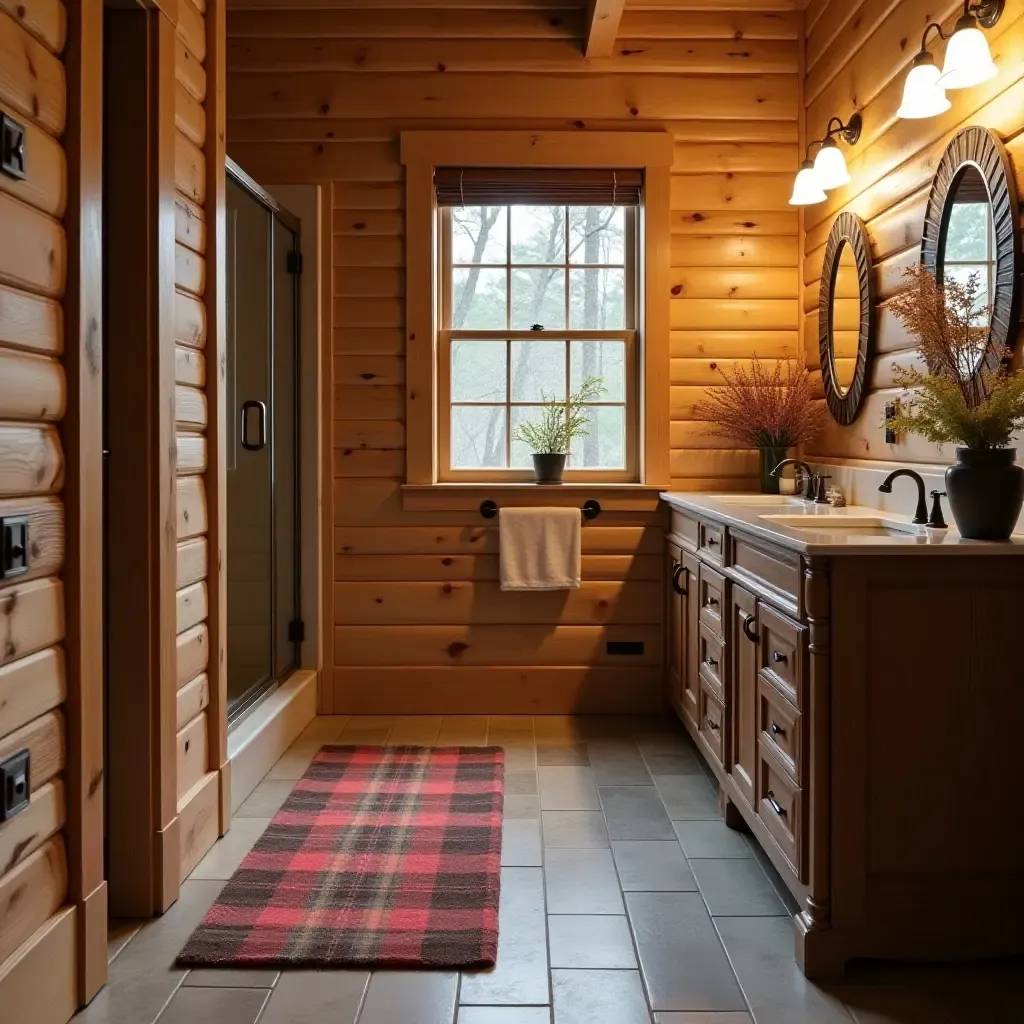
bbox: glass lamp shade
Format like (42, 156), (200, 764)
(813, 140), (850, 190)
(897, 59), (952, 118)
(937, 23), (998, 89)
(789, 162), (827, 206)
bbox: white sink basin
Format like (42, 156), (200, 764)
(761, 514), (922, 536)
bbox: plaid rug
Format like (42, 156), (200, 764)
(177, 745), (504, 968)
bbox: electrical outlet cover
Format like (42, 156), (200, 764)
(0, 749), (30, 821)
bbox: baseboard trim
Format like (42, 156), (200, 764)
(0, 906), (78, 1024)
(228, 669), (317, 813)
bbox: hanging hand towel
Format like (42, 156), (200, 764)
(499, 506), (582, 591)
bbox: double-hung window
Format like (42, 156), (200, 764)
(435, 168), (641, 482)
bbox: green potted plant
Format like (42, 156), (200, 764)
(691, 355), (824, 494)
(513, 376), (605, 484)
(887, 264), (1024, 540)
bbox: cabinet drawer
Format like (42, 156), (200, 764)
(698, 623), (725, 699)
(698, 563), (726, 638)
(758, 677), (802, 785)
(757, 750), (804, 879)
(699, 520), (725, 564)
(699, 684), (725, 768)
(758, 603), (806, 709)
(671, 510), (699, 550)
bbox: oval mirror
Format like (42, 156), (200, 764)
(922, 126), (1021, 379)
(819, 212), (873, 425)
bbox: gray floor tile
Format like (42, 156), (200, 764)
(359, 971), (458, 1024)
(601, 786), (676, 839)
(189, 817), (271, 880)
(541, 810), (609, 848)
(835, 983), (962, 1024)
(655, 775), (721, 821)
(626, 891), (746, 1012)
(75, 881), (225, 1024)
(587, 742), (654, 785)
(436, 715), (490, 746)
(545, 847), (624, 914)
(743, 834), (802, 914)
(460, 867), (548, 1005)
(714, 916), (852, 1024)
(502, 818), (542, 867)
(259, 970), (368, 1024)
(673, 821), (752, 859)
(539, 766), (600, 810)
(459, 1010), (552, 1024)
(266, 742), (322, 780)
(636, 732), (693, 757)
(552, 969), (651, 1024)
(234, 780), (295, 818)
(183, 969), (279, 988)
(537, 743), (590, 765)
(106, 919), (142, 965)
(612, 840), (697, 891)
(155, 986), (269, 1024)
(505, 795), (540, 819)
(642, 749), (703, 775)
(691, 859), (788, 917)
(548, 914), (637, 969)
(296, 715), (349, 744)
(655, 1015), (752, 1023)
(505, 770), (539, 796)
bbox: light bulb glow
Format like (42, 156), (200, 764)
(937, 25), (998, 89)
(897, 60), (952, 118)
(813, 141), (850, 190)
(789, 164), (827, 207)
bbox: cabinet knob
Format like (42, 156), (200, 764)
(766, 791), (786, 817)
(704, 656), (718, 670)
(770, 721), (785, 737)
(704, 716), (720, 732)
(706, 535), (719, 546)
(741, 613), (759, 644)
(706, 596), (718, 607)
(772, 651), (787, 664)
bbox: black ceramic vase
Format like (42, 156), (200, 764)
(532, 453), (566, 484)
(759, 446), (790, 495)
(944, 448), (1024, 540)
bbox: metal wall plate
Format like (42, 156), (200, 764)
(0, 113), (27, 181)
(0, 515), (29, 578)
(0, 749), (30, 822)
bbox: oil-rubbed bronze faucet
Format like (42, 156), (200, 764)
(771, 459), (817, 501)
(878, 468), (928, 524)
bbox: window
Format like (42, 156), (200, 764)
(438, 200), (638, 481)
(943, 198), (995, 319)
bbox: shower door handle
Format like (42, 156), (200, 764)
(240, 399), (267, 451)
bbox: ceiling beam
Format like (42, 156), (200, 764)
(584, 0), (626, 58)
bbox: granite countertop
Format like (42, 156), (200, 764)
(660, 492), (1024, 556)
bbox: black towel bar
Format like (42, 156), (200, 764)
(480, 499), (601, 520)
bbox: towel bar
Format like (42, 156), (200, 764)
(480, 499), (601, 520)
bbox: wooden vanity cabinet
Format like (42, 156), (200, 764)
(665, 539), (699, 730)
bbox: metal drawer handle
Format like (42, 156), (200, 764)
(770, 721), (785, 737)
(671, 563), (687, 596)
(706, 536), (719, 546)
(704, 716), (720, 732)
(705, 596), (718, 607)
(766, 791), (786, 817)
(742, 613), (759, 644)
(772, 651), (788, 664)
(704, 656), (718, 670)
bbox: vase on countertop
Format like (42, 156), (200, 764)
(945, 447), (1024, 540)
(759, 446), (790, 495)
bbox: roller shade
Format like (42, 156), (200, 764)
(434, 168), (643, 207)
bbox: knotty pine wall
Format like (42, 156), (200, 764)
(802, 0), (1024, 490)
(225, 1), (802, 713)
(0, 0), (71, 978)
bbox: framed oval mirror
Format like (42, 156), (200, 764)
(819, 211), (874, 425)
(921, 126), (1021, 379)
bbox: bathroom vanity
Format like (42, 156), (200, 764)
(662, 492), (1024, 977)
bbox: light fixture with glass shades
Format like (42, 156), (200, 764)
(898, 1), (1003, 120)
(789, 113), (863, 207)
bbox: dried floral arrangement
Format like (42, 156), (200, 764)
(691, 355), (825, 450)
(513, 376), (605, 455)
(887, 264), (1024, 449)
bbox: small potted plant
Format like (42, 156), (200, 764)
(887, 264), (1024, 540)
(514, 376), (605, 484)
(691, 355), (824, 493)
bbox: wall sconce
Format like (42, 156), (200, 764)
(898, 1), (1003, 119)
(789, 113), (862, 207)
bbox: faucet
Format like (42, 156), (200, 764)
(771, 459), (817, 501)
(878, 468), (928, 524)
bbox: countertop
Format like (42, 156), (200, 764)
(660, 492), (1024, 556)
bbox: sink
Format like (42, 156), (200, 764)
(761, 514), (922, 536)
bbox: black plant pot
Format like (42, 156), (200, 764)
(532, 453), (566, 484)
(945, 447), (1024, 540)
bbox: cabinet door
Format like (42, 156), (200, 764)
(730, 583), (758, 809)
(680, 550), (700, 729)
(666, 541), (684, 709)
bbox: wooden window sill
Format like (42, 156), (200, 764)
(401, 482), (664, 513)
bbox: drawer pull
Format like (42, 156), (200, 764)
(742, 613), (759, 643)
(671, 564), (687, 596)
(772, 651), (788, 664)
(770, 721), (785, 737)
(706, 536), (719, 546)
(706, 596), (719, 607)
(766, 791), (786, 818)
(704, 656), (719, 670)
(704, 716), (720, 732)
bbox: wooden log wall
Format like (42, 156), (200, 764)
(225, 1), (801, 713)
(802, 0), (1024, 470)
(0, 0), (73, 989)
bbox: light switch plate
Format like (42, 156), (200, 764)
(0, 113), (27, 181)
(0, 515), (29, 578)
(0, 749), (30, 822)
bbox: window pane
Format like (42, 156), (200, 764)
(452, 340), (507, 401)
(510, 405), (557, 468)
(511, 269), (566, 329)
(570, 406), (626, 470)
(451, 206), (507, 264)
(452, 405), (506, 469)
(569, 268), (625, 329)
(511, 340), (565, 402)
(511, 205), (565, 265)
(452, 267), (507, 329)
(944, 202), (990, 261)
(569, 206), (625, 264)
(571, 340), (625, 402)
(945, 263), (990, 327)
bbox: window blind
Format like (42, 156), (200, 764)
(434, 168), (643, 207)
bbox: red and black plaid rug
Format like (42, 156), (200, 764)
(177, 745), (504, 968)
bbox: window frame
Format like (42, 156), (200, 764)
(399, 130), (674, 493)
(437, 203), (639, 483)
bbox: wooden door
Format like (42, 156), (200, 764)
(730, 583), (758, 808)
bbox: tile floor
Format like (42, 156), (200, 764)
(80, 715), (1024, 1024)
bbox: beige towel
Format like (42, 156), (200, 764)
(499, 506), (582, 591)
